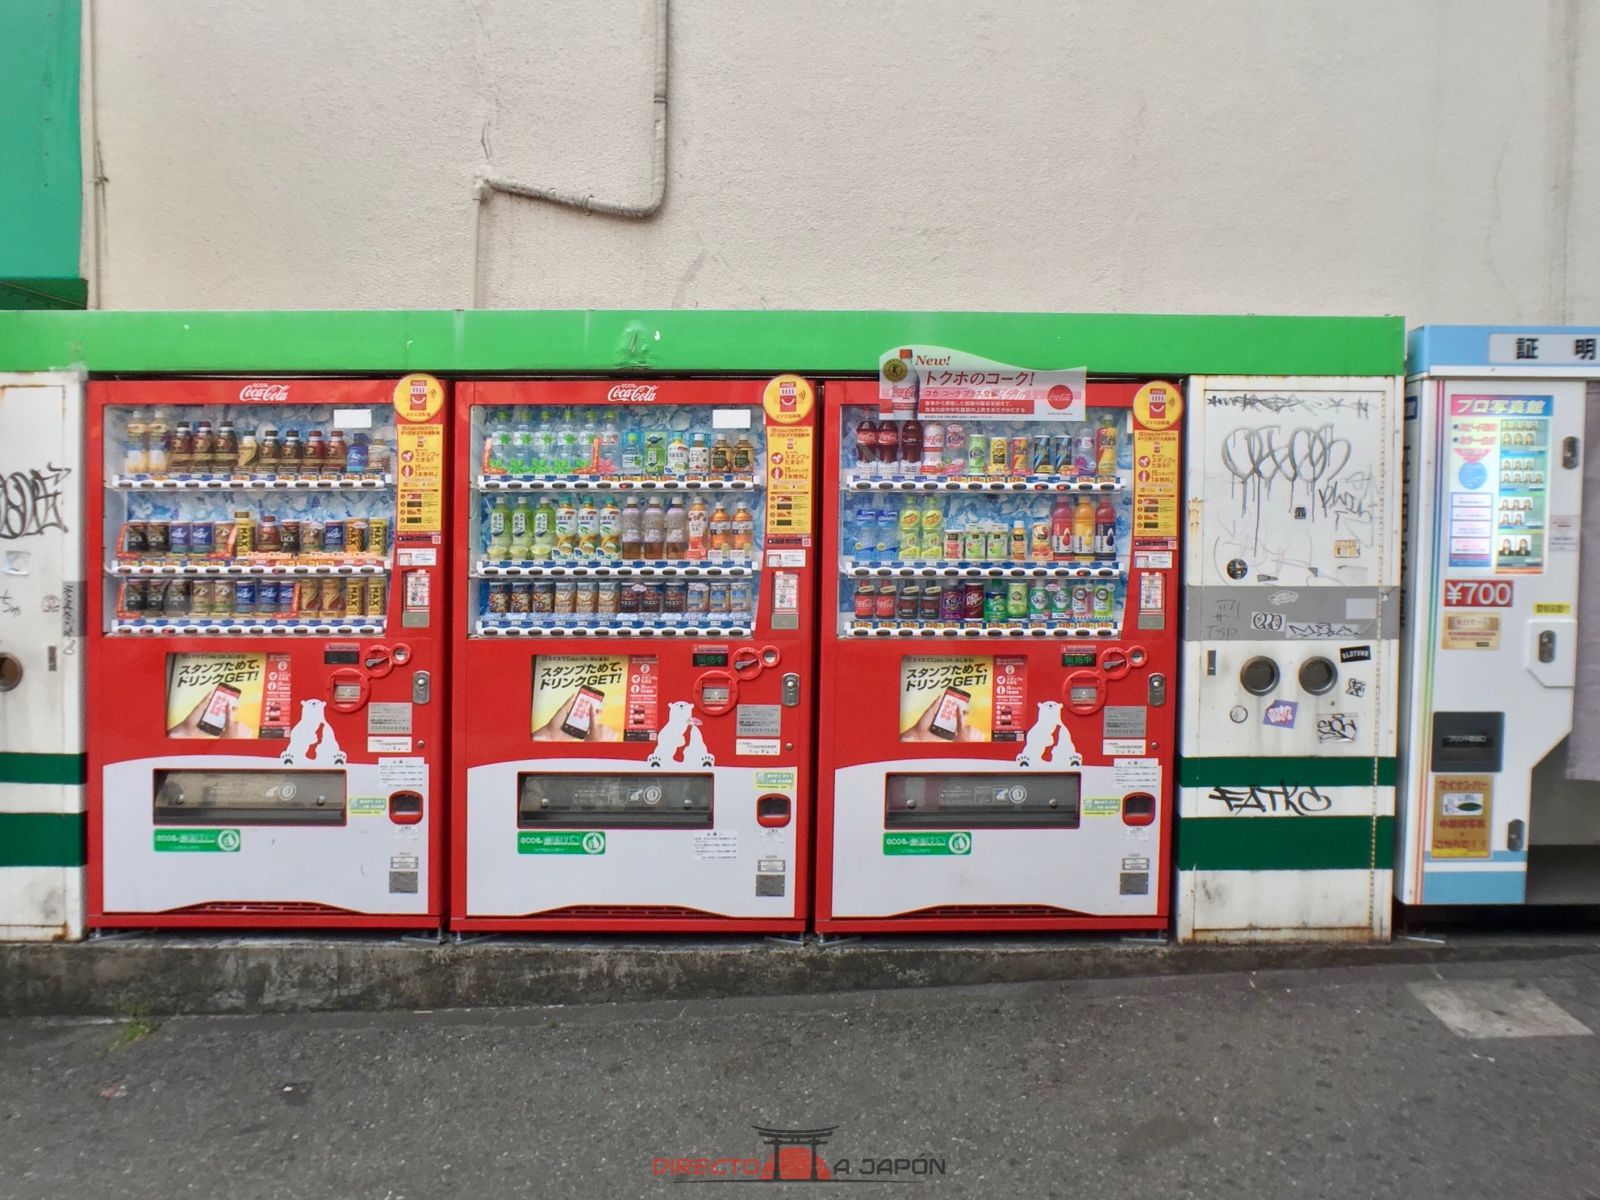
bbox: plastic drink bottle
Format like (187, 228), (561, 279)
(1095, 415), (1118, 476)
(510, 407), (535, 473)
(554, 495), (578, 561)
(1073, 496), (1096, 561)
(1051, 497), (1074, 559)
(597, 410), (620, 475)
(509, 496), (533, 559)
(855, 416), (879, 474)
(666, 433), (690, 477)
(731, 504), (755, 558)
(686, 499), (708, 559)
(1095, 496), (1117, 559)
(664, 497), (689, 559)
(488, 496), (512, 560)
(709, 503), (731, 557)
(897, 497), (922, 561)
(577, 498), (600, 557)
(642, 496), (667, 558)
(877, 506), (898, 562)
(620, 429), (643, 476)
(598, 499), (621, 559)
(920, 500), (944, 561)
(1030, 518), (1052, 561)
(688, 432), (710, 474)
(850, 497), (875, 560)
(619, 497), (642, 559)
(1010, 519), (1027, 561)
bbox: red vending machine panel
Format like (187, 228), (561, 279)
(451, 378), (817, 932)
(86, 377), (448, 929)
(815, 378), (1180, 932)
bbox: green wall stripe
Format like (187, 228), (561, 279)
(0, 753), (87, 785)
(1178, 815), (1394, 872)
(0, 811), (86, 867)
(1179, 756), (1397, 789)
(0, 311), (1403, 376)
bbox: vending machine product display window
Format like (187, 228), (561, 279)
(86, 377), (448, 930)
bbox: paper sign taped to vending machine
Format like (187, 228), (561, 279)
(900, 655), (995, 743)
(165, 652), (290, 740)
(880, 346), (1085, 421)
(532, 655), (659, 743)
(1431, 775), (1492, 858)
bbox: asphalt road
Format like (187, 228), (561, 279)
(4, 950), (1599, 1199)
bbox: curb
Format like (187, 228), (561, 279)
(4, 933), (1599, 1018)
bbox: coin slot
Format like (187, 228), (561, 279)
(1297, 656), (1338, 695)
(0, 653), (22, 692)
(1239, 656), (1279, 696)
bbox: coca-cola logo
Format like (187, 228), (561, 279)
(607, 383), (658, 404)
(238, 383), (291, 403)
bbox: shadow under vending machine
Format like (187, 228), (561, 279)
(451, 377), (817, 932)
(814, 363), (1181, 933)
(87, 377), (448, 929)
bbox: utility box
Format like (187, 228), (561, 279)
(0, 373), (86, 940)
(1178, 375), (1402, 941)
(1398, 326), (1600, 906)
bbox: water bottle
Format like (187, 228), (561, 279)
(531, 408), (556, 475)
(850, 498), (875, 561)
(509, 406), (534, 474)
(875, 505), (898, 564)
(487, 409), (513, 474)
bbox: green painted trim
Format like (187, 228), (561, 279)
(0, 277), (87, 310)
(1178, 815), (1395, 872)
(0, 752), (87, 786)
(0, 812), (86, 867)
(1179, 756), (1397, 789)
(0, 311), (1404, 376)
(0, 0), (82, 282)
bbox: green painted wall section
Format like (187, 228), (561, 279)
(0, 753), (87, 786)
(0, 0), (83, 308)
(0, 812), (86, 868)
(0, 310), (1403, 376)
(1179, 756), (1398, 789)
(1178, 815), (1395, 872)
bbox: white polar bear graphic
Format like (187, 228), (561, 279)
(1015, 700), (1082, 769)
(280, 698), (347, 766)
(647, 700), (715, 768)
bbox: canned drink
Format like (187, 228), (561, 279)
(1031, 435), (1053, 475)
(231, 515), (252, 556)
(854, 581), (876, 621)
(170, 521), (191, 557)
(707, 581), (729, 616)
(662, 581), (687, 616)
(279, 520), (300, 557)
(187, 578), (214, 615)
(875, 581), (898, 621)
(147, 521), (170, 555)
(728, 581), (752, 615)
(368, 518), (388, 556)
(191, 521), (215, 557)
(966, 433), (988, 476)
(943, 530), (963, 560)
(212, 522), (234, 557)
(234, 580), (257, 615)
(939, 582), (964, 622)
(123, 522), (148, 555)
(1006, 580), (1029, 620)
(320, 576), (344, 616)
(212, 580), (235, 617)
(684, 580), (708, 616)
(943, 423), (966, 474)
(1048, 580), (1069, 620)
(554, 581), (576, 615)
(1092, 583), (1114, 621)
(1009, 436), (1030, 477)
(163, 579), (192, 617)
(300, 520), (323, 554)
(323, 520), (346, 553)
(534, 581), (556, 614)
(1052, 434), (1073, 475)
(897, 582), (920, 621)
(1072, 583), (1092, 620)
(510, 581), (533, 614)
(638, 583), (663, 615)
(122, 579), (149, 615)
(983, 581), (1007, 623)
(345, 578), (365, 618)
(596, 581), (620, 615)
(987, 436), (1009, 476)
(962, 526), (986, 561)
(576, 582), (599, 616)
(347, 519), (369, 554)
(295, 579), (321, 615)
(918, 585), (941, 622)
(963, 580), (985, 622)
(365, 578), (386, 617)
(260, 580), (281, 614)
(618, 582), (641, 616)
(487, 582), (510, 614)
(1028, 581), (1050, 620)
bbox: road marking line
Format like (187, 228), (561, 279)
(1408, 981), (1593, 1039)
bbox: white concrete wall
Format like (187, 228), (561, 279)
(83, 0), (1599, 323)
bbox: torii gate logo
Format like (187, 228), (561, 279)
(650, 1123), (948, 1184)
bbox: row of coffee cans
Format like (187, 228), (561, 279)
(118, 576), (388, 621)
(118, 514), (388, 560)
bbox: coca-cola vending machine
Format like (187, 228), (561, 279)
(86, 376), (449, 929)
(814, 356), (1181, 932)
(450, 377), (818, 932)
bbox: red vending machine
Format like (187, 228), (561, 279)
(86, 376), (449, 929)
(815, 373), (1181, 933)
(451, 377), (817, 932)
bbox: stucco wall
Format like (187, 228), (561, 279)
(83, 0), (1598, 322)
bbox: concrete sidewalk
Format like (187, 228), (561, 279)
(5, 928), (1600, 1017)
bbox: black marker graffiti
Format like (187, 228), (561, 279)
(0, 464), (72, 540)
(1207, 783), (1333, 815)
(1316, 714), (1358, 743)
(1345, 678), (1367, 698)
